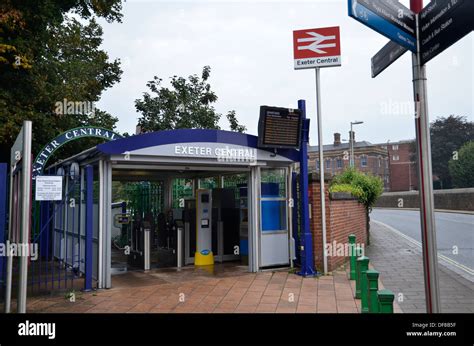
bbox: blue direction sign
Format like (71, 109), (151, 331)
(348, 0), (417, 52)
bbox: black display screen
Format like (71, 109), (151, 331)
(258, 106), (302, 149)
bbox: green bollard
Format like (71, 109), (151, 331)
(348, 234), (356, 280)
(378, 289), (395, 313)
(366, 269), (380, 313)
(358, 256), (370, 313)
(354, 247), (363, 299)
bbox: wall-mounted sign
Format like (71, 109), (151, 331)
(32, 127), (122, 179)
(293, 26), (341, 69)
(35, 175), (63, 201)
(258, 106), (302, 149)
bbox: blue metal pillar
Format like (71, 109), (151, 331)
(0, 163), (7, 283)
(296, 100), (317, 277)
(291, 172), (300, 265)
(84, 165), (93, 291)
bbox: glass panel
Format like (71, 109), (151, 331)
(261, 168), (286, 198)
(260, 168), (287, 232)
(172, 178), (193, 208)
(261, 200), (287, 231)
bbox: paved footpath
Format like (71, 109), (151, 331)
(21, 266), (363, 313)
(366, 221), (474, 313)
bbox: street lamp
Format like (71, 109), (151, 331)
(350, 121), (364, 167)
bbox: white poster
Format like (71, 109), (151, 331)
(35, 176), (63, 201)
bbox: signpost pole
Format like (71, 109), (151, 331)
(411, 0), (440, 313)
(315, 68), (328, 275)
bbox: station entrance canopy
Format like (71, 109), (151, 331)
(45, 129), (300, 289)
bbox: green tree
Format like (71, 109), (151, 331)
(135, 66), (246, 133)
(449, 141), (474, 188)
(409, 115), (473, 189)
(0, 1), (123, 163)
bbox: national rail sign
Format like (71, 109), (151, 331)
(371, 40), (407, 78)
(293, 26), (341, 69)
(258, 106), (303, 149)
(348, 0), (417, 52)
(419, 0), (473, 65)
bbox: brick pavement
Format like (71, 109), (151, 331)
(366, 221), (474, 313)
(22, 265), (367, 313)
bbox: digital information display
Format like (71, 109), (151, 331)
(258, 106), (302, 149)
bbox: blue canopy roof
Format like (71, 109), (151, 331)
(97, 129), (299, 161)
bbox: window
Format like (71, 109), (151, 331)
(361, 155), (368, 167)
(378, 158), (381, 167)
(326, 159), (331, 169)
(337, 158), (343, 168)
(393, 155), (400, 161)
(316, 160), (320, 171)
(392, 144), (399, 151)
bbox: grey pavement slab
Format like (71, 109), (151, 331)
(366, 222), (474, 313)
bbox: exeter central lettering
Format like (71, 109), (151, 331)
(32, 127), (122, 178)
(175, 145), (212, 156)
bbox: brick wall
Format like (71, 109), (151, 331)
(309, 178), (367, 272)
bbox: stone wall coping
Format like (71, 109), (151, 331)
(381, 188), (474, 196)
(329, 192), (357, 201)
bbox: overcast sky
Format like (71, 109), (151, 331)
(95, 0), (473, 146)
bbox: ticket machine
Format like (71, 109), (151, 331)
(194, 189), (214, 266)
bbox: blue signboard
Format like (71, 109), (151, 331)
(348, 0), (417, 52)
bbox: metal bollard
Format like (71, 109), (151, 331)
(366, 269), (380, 313)
(354, 247), (363, 299)
(358, 256), (370, 313)
(378, 289), (395, 313)
(348, 234), (356, 280)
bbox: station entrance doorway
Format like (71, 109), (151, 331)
(110, 169), (251, 274)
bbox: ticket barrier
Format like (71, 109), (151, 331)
(183, 188), (240, 265)
(128, 219), (151, 270)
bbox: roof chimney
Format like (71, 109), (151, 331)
(334, 133), (341, 146)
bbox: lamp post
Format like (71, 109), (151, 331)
(350, 121), (364, 167)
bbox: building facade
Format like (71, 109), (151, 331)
(380, 140), (418, 191)
(308, 133), (390, 190)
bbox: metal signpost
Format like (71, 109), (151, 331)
(348, 0), (473, 313)
(293, 26), (342, 275)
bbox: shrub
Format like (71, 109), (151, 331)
(330, 167), (384, 211)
